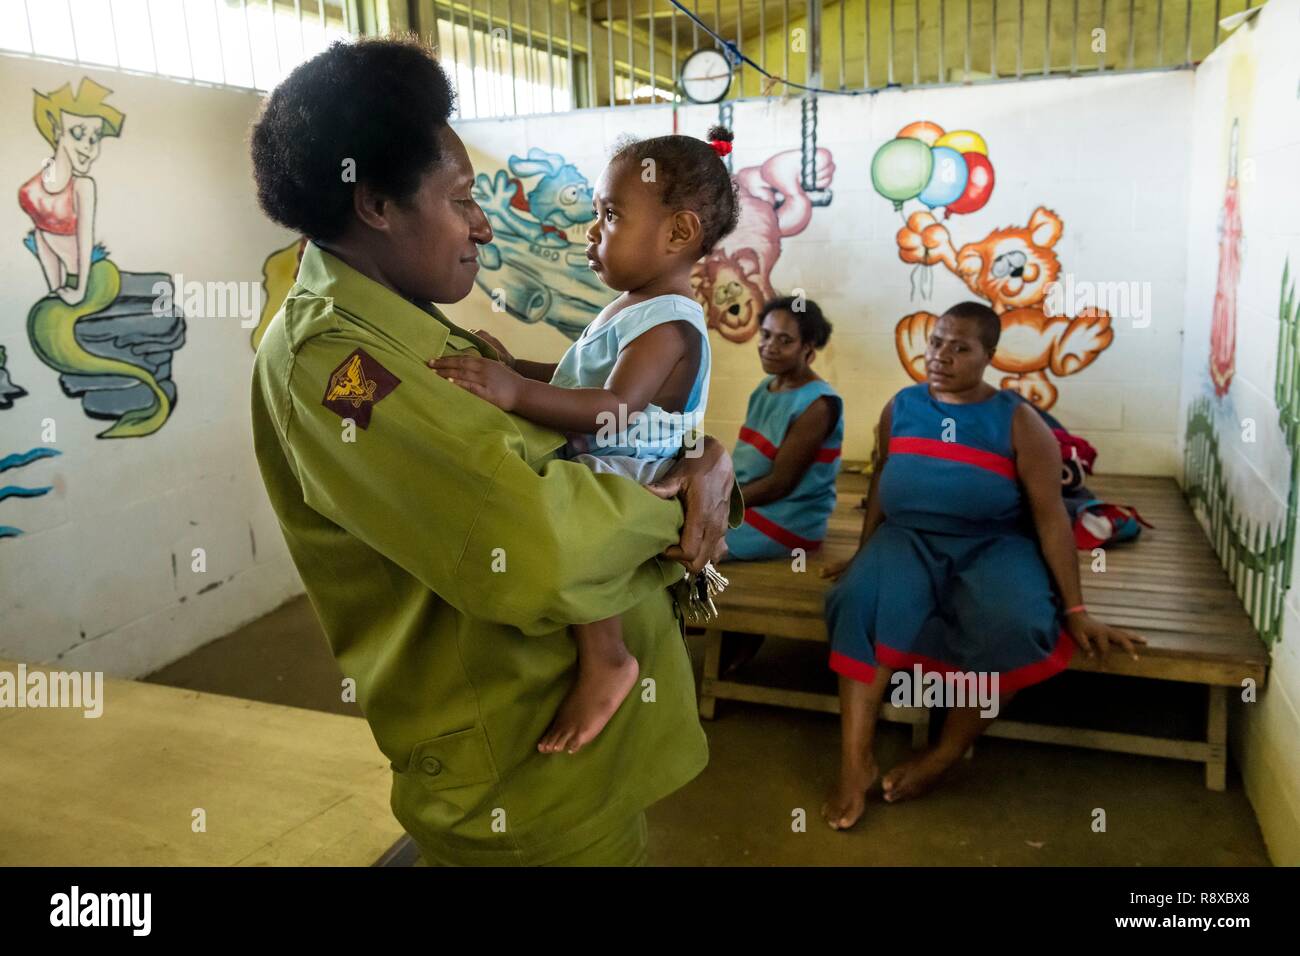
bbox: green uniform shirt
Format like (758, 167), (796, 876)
(250, 242), (739, 865)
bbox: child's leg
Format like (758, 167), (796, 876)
(822, 666), (893, 830)
(881, 690), (1016, 802)
(537, 615), (640, 755)
(536, 453), (666, 756)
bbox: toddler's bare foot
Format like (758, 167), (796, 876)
(821, 758), (879, 831)
(537, 652), (639, 755)
(882, 746), (962, 803)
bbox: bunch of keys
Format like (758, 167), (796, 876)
(672, 561), (730, 625)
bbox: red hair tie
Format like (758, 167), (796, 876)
(710, 139), (732, 157)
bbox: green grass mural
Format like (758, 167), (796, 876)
(1183, 260), (1299, 646)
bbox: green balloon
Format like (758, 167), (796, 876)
(871, 137), (934, 209)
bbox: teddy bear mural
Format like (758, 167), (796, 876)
(893, 206), (1114, 410)
(873, 122), (1114, 411)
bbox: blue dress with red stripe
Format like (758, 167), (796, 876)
(725, 375), (844, 560)
(825, 383), (1073, 692)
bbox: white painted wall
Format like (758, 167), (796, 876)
(0, 55), (301, 676)
(447, 69), (1194, 475)
(0, 55), (1198, 671)
(1177, 0), (1300, 867)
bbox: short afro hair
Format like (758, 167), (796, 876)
(941, 300), (1001, 352)
(250, 36), (456, 240)
(609, 125), (740, 256)
(759, 295), (833, 348)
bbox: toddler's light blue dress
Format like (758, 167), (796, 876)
(551, 294), (711, 483)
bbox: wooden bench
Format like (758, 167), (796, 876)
(699, 469), (1271, 791)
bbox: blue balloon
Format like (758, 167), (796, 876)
(918, 146), (969, 209)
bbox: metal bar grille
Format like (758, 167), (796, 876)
(5, 1), (1233, 108)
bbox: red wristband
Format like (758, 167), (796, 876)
(1064, 604), (1087, 616)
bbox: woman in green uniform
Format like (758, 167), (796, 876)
(248, 37), (740, 866)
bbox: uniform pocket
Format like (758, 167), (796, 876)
(395, 726), (498, 793)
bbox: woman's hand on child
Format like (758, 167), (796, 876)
(1065, 610), (1147, 661)
(429, 354), (523, 411)
(472, 328), (515, 369)
(645, 437), (735, 575)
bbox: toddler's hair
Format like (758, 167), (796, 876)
(760, 295), (833, 349)
(609, 124), (740, 256)
(941, 300), (1001, 351)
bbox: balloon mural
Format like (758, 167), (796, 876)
(870, 121), (995, 218)
(871, 121), (996, 297)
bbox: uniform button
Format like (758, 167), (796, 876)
(420, 757), (443, 776)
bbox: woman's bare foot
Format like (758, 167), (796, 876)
(821, 758), (879, 831)
(881, 746), (962, 803)
(537, 652), (639, 755)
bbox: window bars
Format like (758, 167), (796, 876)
(0, 0), (1241, 112)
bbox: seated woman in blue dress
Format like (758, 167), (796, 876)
(720, 295), (843, 561)
(820, 301), (1145, 831)
(714, 296), (843, 674)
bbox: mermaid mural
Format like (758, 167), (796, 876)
(19, 77), (186, 438)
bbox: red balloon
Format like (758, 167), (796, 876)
(946, 152), (995, 217)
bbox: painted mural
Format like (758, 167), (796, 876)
(247, 125), (837, 350)
(1209, 119), (1243, 397)
(0, 447), (61, 539)
(18, 78), (186, 438)
(245, 148), (601, 351)
(1180, 40), (1291, 645)
(250, 237), (307, 351)
(470, 148), (601, 340)
(873, 122), (1114, 410)
(1184, 260), (1299, 646)
(692, 145), (835, 343)
(464, 142), (836, 345)
(1206, 46), (1257, 403)
(0, 345), (25, 408)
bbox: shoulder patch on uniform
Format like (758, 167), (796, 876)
(321, 348), (400, 429)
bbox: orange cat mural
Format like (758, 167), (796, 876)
(894, 206), (1114, 410)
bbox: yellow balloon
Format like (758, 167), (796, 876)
(934, 130), (988, 156)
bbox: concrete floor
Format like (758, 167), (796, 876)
(147, 595), (1271, 866)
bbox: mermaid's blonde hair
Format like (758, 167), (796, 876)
(33, 77), (125, 147)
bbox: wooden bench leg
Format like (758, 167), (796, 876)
(699, 628), (722, 720)
(1205, 685), (1227, 792)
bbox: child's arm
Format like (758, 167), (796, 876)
(472, 328), (557, 383)
(515, 359), (559, 382)
(430, 322), (694, 435)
